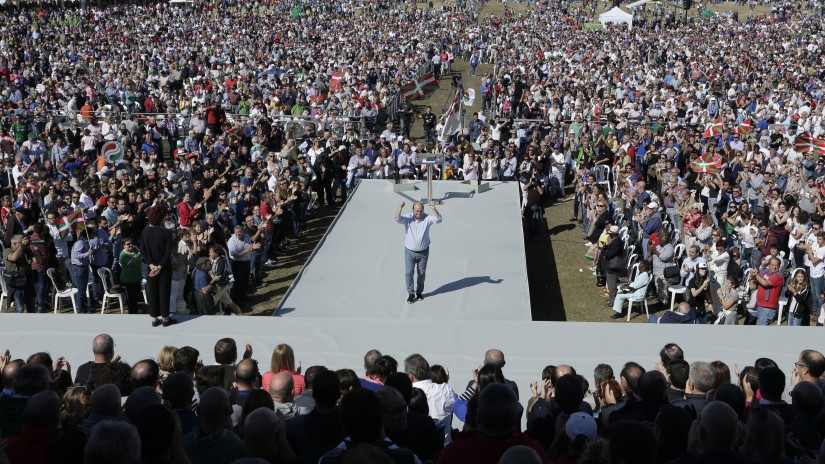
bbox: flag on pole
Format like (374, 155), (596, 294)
(736, 119), (754, 137)
(440, 93), (462, 138)
(794, 134), (825, 154)
(689, 152), (722, 174)
(400, 72), (439, 102)
(703, 118), (724, 139)
(67, 209), (86, 233)
(462, 88), (476, 107)
(329, 68), (346, 91)
(55, 216), (72, 239)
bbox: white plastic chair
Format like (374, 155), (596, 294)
(627, 255), (639, 276)
(141, 279), (148, 305)
(98, 267), (125, 314)
(626, 294), (650, 321)
(594, 165), (612, 197)
(47, 268), (78, 314)
(668, 274), (688, 311)
(674, 244), (686, 260)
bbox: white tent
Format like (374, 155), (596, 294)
(599, 7), (633, 30)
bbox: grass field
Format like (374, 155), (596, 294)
(244, 0), (769, 320)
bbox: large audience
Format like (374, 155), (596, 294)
(2, 0), (825, 461)
(1, 337), (824, 464)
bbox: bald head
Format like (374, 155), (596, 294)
(243, 408), (280, 459)
(25, 390), (61, 428)
(235, 359), (260, 389)
(497, 445), (543, 464)
(92, 334), (115, 361)
(268, 372), (294, 403)
(677, 302), (691, 314)
(2, 359), (23, 389)
(700, 401), (739, 450)
(557, 365), (575, 378)
(484, 349), (506, 369)
(90, 384), (122, 418)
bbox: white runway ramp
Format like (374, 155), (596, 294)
(276, 180), (531, 321)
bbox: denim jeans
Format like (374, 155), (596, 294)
(33, 270), (48, 310)
(757, 305), (777, 325)
(71, 265), (90, 312)
(404, 248), (429, 295)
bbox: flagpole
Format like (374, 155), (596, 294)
(80, 208), (90, 241)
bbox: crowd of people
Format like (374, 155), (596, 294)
(445, 0), (825, 325)
(1, 337), (824, 464)
(0, 0), (503, 319)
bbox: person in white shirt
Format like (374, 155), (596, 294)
(680, 245), (706, 286)
(804, 233), (825, 325)
(404, 353), (456, 443)
(394, 201), (442, 303)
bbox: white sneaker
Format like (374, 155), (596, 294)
(264, 259), (277, 267)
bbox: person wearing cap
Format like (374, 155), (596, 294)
(637, 201), (662, 259)
(546, 411), (597, 463)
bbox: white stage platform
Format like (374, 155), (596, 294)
(0, 315), (815, 403)
(276, 180), (531, 321)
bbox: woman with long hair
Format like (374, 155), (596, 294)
(262, 343), (305, 396)
(785, 269), (812, 326)
(139, 204), (175, 327)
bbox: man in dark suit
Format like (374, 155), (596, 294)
(312, 153), (335, 209)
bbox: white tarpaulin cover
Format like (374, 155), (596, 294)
(599, 7), (634, 30)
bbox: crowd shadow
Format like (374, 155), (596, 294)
(427, 276), (503, 297)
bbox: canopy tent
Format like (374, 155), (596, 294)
(599, 7), (633, 30)
(627, 0), (657, 8)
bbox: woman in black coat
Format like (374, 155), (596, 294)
(602, 226), (625, 307)
(140, 204), (175, 327)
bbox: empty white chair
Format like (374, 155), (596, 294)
(674, 244), (686, 260)
(98, 267), (125, 314)
(777, 297), (789, 326)
(594, 165), (612, 197)
(47, 268), (78, 314)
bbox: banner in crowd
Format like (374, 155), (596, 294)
(101, 141), (124, 163)
(690, 152), (721, 174)
(794, 134), (825, 154)
(400, 72), (439, 102)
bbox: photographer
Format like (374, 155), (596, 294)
(521, 169), (544, 240)
(3, 234), (35, 313)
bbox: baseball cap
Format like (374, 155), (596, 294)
(565, 412), (597, 442)
(608, 225), (619, 234)
(646, 201), (659, 210)
(698, 262), (708, 269)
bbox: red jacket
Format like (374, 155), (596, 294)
(178, 201), (200, 228)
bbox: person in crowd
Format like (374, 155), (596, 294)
(140, 205), (176, 327)
(611, 261), (651, 319)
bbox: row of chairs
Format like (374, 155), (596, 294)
(0, 266), (143, 314)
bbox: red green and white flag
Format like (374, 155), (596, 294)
(400, 72), (439, 102)
(67, 209), (86, 233)
(328, 68), (347, 91)
(55, 216), (72, 239)
(736, 119), (754, 137)
(794, 134), (825, 154)
(703, 118), (724, 139)
(689, 152), (721, 174)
